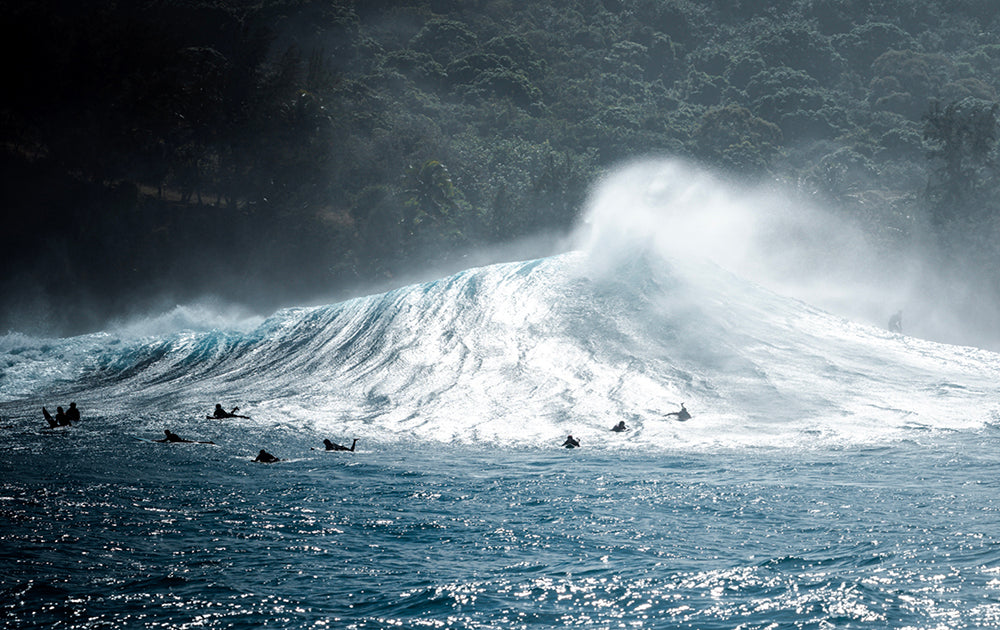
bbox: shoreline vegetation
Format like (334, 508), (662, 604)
(4, 0), (1000, 335)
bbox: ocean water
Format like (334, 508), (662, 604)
(5, 428), (1000, 629)
(4, 161), (1000, 628)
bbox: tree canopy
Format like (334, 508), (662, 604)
(3, 0), (1000, 334)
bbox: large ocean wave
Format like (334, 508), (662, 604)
(2, 160), (999, 450)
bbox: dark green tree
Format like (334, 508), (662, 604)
(694, 104), (782, 173)
(923, 98), (1000, 230)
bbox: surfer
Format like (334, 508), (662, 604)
(42, 407), (58, 428)
(562, 435), (581, 448)
(154, 430), (214, 444)
(156, 430), (191, 443)
(55, 406), (71, 426)
(208, 404), (249, 419)
(611, 421), (628, 432)
(254, 449), (280, 463)
(666, 403), (691, 421)
(65, 402), (81, 423)
(323, 438), (357, 451)
(888, 310), (902, 333)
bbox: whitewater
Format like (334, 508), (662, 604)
(4, 159), (1000, 628)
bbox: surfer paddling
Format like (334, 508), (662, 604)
(253, 449), (281, 463)
(611, 420), (628, 432)
(154, 430), (215, 444)
(323, 438), (357, 451)
(562, 435), (581, 448)
(666, 403), (691, 421)
(207, 404), (249, 419)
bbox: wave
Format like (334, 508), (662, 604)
(3, 159), (1000, 449)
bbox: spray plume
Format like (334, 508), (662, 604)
(573, 157), (998, 350)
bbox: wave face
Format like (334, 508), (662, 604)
(3, 160), (999, 449)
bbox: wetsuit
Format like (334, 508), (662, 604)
(254, 450), (280, 463)
(325, 439), (357, 451)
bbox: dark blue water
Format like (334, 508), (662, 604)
(4, 414), (1000, 629)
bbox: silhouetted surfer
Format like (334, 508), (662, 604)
(42, 407), (58, 428)
(888, 310), (902, 333)
(154, 430), (214, 444)
(611, 421), (628, 432)
(65, 402), (81, 423)
(324, 438), (357, 451)
(55, 406), (71, 426)
(208, 404), (249, 419)
(254, 449), (280, 463)
(666, 403), (691, 421)
(562, 435), (581, 448)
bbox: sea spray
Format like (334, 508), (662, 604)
(572, 157), (1000, 349)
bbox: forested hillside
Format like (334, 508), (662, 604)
(4, 0), (1000, 334)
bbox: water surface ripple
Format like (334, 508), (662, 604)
(4, 425), (1000, 629)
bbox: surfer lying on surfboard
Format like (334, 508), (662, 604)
(666, 403), (691, 421)
(207, 404), (249, 419)
(154, 430), (215, 444)
(254, 449), (280, 463)
(562, 435), (581, 448)
(323, 438), (357, 451)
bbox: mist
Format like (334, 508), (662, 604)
(9, 155), (999, 355)
(573, 157), (1000, 352)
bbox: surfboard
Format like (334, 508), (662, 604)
(135, 435), (217, 445)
